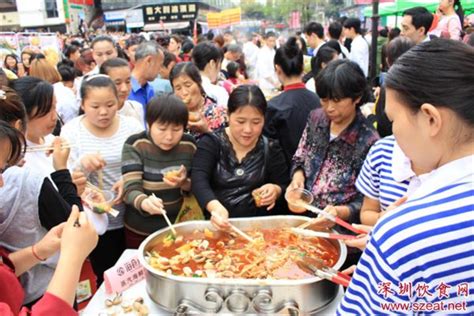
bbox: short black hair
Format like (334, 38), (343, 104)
(402, 7), (433, 35)
(163, 51), (177, 68)
(386, 39), (474, 128)
(274, 37), (304, 77)
(58, 65), (76, 82)
(316, 59), (368, 107)
(328, 22), (343, 39)
(146, 93), (188, 128)
(0, 120), (25, 167)
(192, 42), (223, 71)
(264, 31), (276, 39)
(80, 74), (118, 101)
(343, 18), (362, 34)
(228, 85), (267, 116)
(99, 58), (129, 75)
(125, 34), (145, 49)
(181, 40), (194, 54)
(64, 44), (80, 59)
(388, 27), (401, 41)
(304, 22), (324, 39)
(9, 76), (55, 119)
(169, 62), (205, 97)
(321, 40), (342, 55)
(226, 61), (240, 78)
(312, 46), (338, 78)
(386, 37), (415, 66)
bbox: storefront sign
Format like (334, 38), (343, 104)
(207, 7), (241, 29)
(142, 2), (198, 24)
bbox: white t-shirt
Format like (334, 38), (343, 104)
(54, 82), (79, 124)
(243, 41), (259, 79)
(60, 114), (144, 230)
(120, 100), (145, 127)
(349, 34), (369, 77)
(256, 45), (277, 91)
(24, 134), (56, 179)
(201, 74), (229, 108)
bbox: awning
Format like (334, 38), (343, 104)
(364, 0), (474, 17)
(143, 21), (190, 31)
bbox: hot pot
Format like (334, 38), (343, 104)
(138, 215), (347, 315)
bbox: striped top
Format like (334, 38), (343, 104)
(121, 131), (196, 235)
(338, 155), (474, 315)
(61, 115), (144, 229)
(356, 136), (420, 210)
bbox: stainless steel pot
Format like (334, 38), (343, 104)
(138, 215), (347, 315)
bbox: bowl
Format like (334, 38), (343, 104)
(251, 189), (263, 207)
(188, 111), (201, 122)
(85, 189), (115, 214)
(161, 166), (181, 182)
(285, 188), (314, 213)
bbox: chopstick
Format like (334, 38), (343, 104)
(212, 213), (254, 243)
(84, 182), (119, 217)
(152, 193), (177, 235)
(26, 144), (75, 152)
(98, 169), (104, 192)
(291, 228), (357, 241)
(295, 201), (367, 235)
(229, 224), (255, 243)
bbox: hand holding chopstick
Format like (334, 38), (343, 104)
(211, 212), (254, 243)
(294, 201), (367, 235)
(151, 193), (176, 235)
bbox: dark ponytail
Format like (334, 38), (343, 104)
(274, 36), (304, 77)
(454, 0), (464, 28)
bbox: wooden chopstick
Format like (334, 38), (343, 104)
(97, 169), (104, 192)
(211, 213), (254, 243)
(25, 144), (75, 152)
(229, 224), (254, 243)
(152, 193), (177, 235)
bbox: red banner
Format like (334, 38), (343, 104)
(69, 0), (94, 5)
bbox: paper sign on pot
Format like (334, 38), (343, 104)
(104, 255), (145, 294)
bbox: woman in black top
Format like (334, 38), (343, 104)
(192, 85), (290, 230)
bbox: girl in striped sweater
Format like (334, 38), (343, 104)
(121, 94), (197, 248)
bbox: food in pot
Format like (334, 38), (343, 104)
(145, 228), (339, 280)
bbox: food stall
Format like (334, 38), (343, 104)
(83, 215), (347, 315)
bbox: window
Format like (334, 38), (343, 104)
(44, 0), (59, 18)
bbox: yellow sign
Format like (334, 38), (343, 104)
(207, 7), (241, 29)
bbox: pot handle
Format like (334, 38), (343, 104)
(175, 287), (224, 315)
(252, 288), (300, 315)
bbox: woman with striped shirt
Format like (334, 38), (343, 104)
(356, 135), (431, 226)
(61, 75), (143, 285)
(338, 40), (473, 314)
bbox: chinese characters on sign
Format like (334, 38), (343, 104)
(377, 281), (470, 312)
(104, 256), (145, 294)
(143, 2), (198, 24)
(377, 281), (469, 300)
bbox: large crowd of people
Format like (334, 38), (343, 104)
(0, 3), (473, 314)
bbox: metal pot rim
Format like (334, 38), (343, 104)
(138, 215), (348, 286)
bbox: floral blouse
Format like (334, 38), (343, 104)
(291, 108), (379, 223)
(187, 97), (227, 140)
